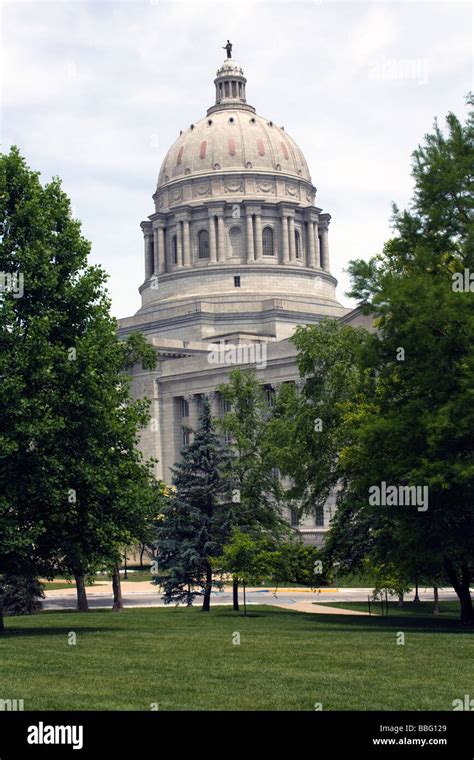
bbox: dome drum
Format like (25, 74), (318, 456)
(139, 263), (338, 313)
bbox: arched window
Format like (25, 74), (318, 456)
(262, 226), (274, 256)
(295, 230), (301, 259)
(172, 235), (178, 265)
(198, 229), (210, 259)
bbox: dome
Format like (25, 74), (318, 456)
(138, 50), (337, 332)
(157, 110), (311, 188)
(156, 57), (311, 190)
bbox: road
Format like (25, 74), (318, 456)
(42, 585), (462, 611)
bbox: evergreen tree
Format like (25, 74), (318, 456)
(153, 397), (233, 611)
(0, 574), (45, 616)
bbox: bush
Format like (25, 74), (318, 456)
(0, 574), (45, 616)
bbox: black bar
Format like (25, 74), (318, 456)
(0, 711), (472, 757)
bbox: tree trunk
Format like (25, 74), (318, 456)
(139, 544), (145, 569)
(74, 574), (89, 612)
(201, 564), (212, 612)
(112, 563), (123, 612)
(398, 592), (404, 607)
(444, 558), (473, 625)
(413, 578), (420, 604)
(243, 582), (247, 617)
(0, 598), (4, 634)
(433, 584), (440, 615)
(233, 577), (239, 611)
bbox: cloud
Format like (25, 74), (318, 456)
(1, 0), (471, 317)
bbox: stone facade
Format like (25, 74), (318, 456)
(118, 54), (364, 547)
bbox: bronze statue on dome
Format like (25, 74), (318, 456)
(222, 40), (232, 59)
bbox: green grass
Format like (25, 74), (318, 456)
(41, 572), (382, 589)
(0, 604), (472, 711)
(335, 572), (379, 587)
(120, 570), (153, 583)
(41, 582), (76, 591)
(41, 581), (98, 591)
(318, 601), (461, 617)
(42, 572), (152, 590)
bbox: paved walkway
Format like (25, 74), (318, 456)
(272, 600), (372, 615)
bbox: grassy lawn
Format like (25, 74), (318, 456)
(41, 581), (75, 591)
(318, 601), (462, 617)
(40, 571), (387, 589)
(41, 571), (152, 590)
(336, 572), (380, 587)
(0, 604), (472, 711)
(120, 570), (154, 583)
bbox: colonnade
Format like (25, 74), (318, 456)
(143, 207), (330, 278)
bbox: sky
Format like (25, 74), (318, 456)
(1, 0), (472, 318)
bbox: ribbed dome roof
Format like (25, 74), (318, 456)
(157, 57), (311, 189)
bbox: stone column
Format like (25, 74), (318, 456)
(280, 214), (290, 264)
(144, 233), (153, 279)
(306, 216), (316, 268)
(207, 390), (220, 420)
(209, 213), (217, 263)
(184, 394), (199, 440)
(183, 218), (191, 268)
(320, 227), (329, 271)
(254, 211), (263, 261)
(217, 212), (226, 262)
(246, 209), (254, 262)
(153, 228), (159, 275)
(171, 395), (185, 470)
(304, 211), (316, 269)
(176, 221), (183, 268)
(156, 224), (166, 273)
(289, 216), (296, 262)
(315, 225), (321, 268)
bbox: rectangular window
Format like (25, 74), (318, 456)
(234, 276), (241, 288)
(265, 386), (275, 407)
(315, 507), (324, 527)
(290, 509), (299, 527)
(180, 397), (189, 418)
(220, 395), (232, 416)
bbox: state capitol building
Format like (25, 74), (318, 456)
(118, 47), (368, 546)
